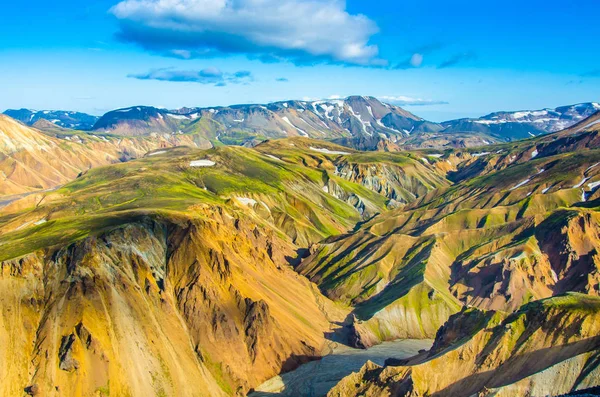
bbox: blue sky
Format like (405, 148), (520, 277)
(1, 0), (598, 121)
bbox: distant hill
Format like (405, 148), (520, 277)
(442, 102), (600, 140)
(3, 108), (99, 130)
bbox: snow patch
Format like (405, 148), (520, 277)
(309, 147), (350, 155)
(148, 150), (167, 156)
(190, 159), (216, 167)
(168, 114), (189, 120)
(574, 177), (591, 188)
(510, 178), (531, 191)
(588, 181), (600, 190)
(282, 117), (308, 137)
(530, 149), (539, 159)
(585, 163), (600, 173)
(265, 154), (282, 162)
(236, 197), (257, 207)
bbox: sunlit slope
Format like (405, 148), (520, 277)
(0, 114), (210, 197)
(1, 145), (376, 395)
(329, 293), (600, 397)
(298, 121), (600, 345)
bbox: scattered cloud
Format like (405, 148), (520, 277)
(111, 0), (384, 66)
(276, 77), (289, 82)
(393, 53), (425, 70)
(128, 67), (253, 86)
(438, 52), (477, 69)
(379, 95), (449, 106)
(328, 95), (343, 100)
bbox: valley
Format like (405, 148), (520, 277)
(0, 100), (599, 397)
(4, 0), (598, 395)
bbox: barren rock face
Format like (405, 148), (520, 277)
(0, 215), (342, 396)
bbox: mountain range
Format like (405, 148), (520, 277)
(0, 99), (599, 397)
(5, 97), (599, 150)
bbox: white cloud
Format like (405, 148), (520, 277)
(410, 53), (423, 67)
(111, 0), (383, 66)
(379, 95), (449, 106)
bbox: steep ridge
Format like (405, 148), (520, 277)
(297, 118), (600, 346)
(447, 110), (600, 183)
(0, 114), (211, 198)
(329, 293), (600, 397)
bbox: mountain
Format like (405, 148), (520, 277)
(0, 139), (450, 396)
(1, 110), (600, 396)
(3, 108), (99, 130)
(296, 114), (600, 347)
(92, 97), (444, 143)
(6, 100), (598, 152)
(90, 98), (600, 150)
(329, 294), (600, 397)
(0, 114), (211, 198)
(442, 102), (600, 140)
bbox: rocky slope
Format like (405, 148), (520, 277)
(329, 293), (600, 397)
(0, 214), (345, 396)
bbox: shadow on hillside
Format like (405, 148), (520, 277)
(431, 335), (600, 397)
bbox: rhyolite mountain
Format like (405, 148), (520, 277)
(3, 108), (99, 130)
(1, 107), (600, 396)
